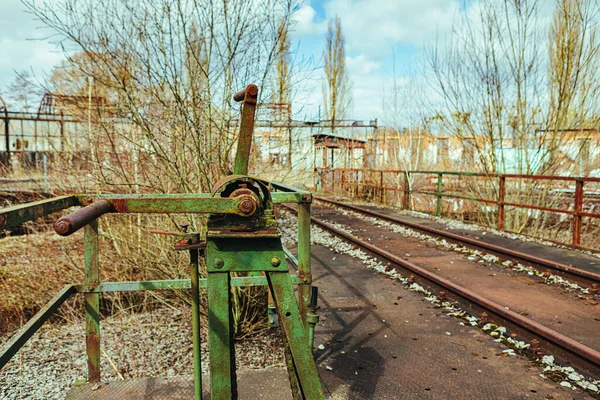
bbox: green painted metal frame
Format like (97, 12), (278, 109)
(0, 195), (79, 230)
(0, 284), (76, 368)
(0, 182), (319, 399)
(84, 221), (101, 382)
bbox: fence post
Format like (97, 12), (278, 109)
(379, 171), (384, 203)
(403, 171), (410, 210)
(84, 221), (100, 382)
(497, 175), (505, 230)
(436, 173), (443, 216)
(573, 179), (583, 246)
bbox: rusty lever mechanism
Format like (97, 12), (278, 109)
(54, 199), (114, 236)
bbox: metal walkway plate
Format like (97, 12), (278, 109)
(66, 368), (293, 400)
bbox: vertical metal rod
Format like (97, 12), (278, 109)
(4, 114), (10, 165)
(190, 249), (202, 400)
(208, 271), (237, 398)
(379, 171), (384, 203)
(84, 221), (100, 382)
(573, 179), (583, 246)
(436, 173), (443, 216)
(403, 171), (410, 209)
(297, 202), (311, 329)
(498, 175), (506, 230)
(322, 148), (328, 191)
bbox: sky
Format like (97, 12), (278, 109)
(288, 0), (464, 121)
(0, 0), (469, 120)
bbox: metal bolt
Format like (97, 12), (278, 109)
(238, 198), (256, 215)
(214, 258), (224, 269)
(271, 257), (281, 267)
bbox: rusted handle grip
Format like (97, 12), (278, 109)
(233, 84), (258, 102)
(54, 199), (114, 236)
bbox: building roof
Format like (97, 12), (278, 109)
(312, 133), (366, 149)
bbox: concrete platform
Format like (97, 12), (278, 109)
(66, 368), (293, 400)
(307, 243), (591, 399)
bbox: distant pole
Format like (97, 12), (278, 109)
(88, 77), (95, 163)
(43, 154), (49, 192)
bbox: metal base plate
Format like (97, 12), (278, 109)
(65, 368), (293, 400)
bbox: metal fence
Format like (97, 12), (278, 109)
(318, 168), (600, 250)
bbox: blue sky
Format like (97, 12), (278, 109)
(0, 0), (466, 120)
(288, 0), (464, 121)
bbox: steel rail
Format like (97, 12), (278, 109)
(281, 204), (600, 373)
(315, 197), (600, 286)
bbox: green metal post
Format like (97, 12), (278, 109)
(207, 271), (237, 398)
(267, 272), (324, 399)
(297, 203), (311, 328)
(84, 221), (100, 382)
(436, 173), (443, 216)
(190, 248), (202, 400)
(403, 171), (410, 210)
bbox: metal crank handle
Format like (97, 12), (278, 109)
(54, 199), (114, 236)
(233, 84), (258, 103)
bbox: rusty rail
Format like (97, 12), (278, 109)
(317, 168), (600, 249)
(285, 204), (600, 375)
(316, 197), (600, 287)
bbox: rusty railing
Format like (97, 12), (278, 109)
(316, 168), (600, 249)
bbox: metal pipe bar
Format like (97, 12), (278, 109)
(322, 168), (600, 183)
(502, 201), (573, 215)
(80, 192), (307, 204)
(74, 276), (306, 293)
(283, 246), (299, 268)
(55, 199), (113, 236)
(108, 197), (254, 214)
(0, 195), (79, 230)
(0, 284), (76, 370)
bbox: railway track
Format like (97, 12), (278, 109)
(315, 197), (600, 289)
(280, 200), (600, 385)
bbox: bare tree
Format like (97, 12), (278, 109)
(26, 0), (298, 193)
(274, 19), (293, 168)
(323, 16), (351, 130)
(424, 0), (600, 241)
(6, 71), (39, 112)
(546, 0), (600, 174)
(26, 0), (300, 337)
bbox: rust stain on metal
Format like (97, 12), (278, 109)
(110, 198), (129, 213)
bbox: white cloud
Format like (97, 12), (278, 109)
(323, 0), (461, 57)
(346, 54), (380, 75)
(290, 4), (327, 37)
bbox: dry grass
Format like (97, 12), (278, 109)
(0, 215), (270, 339)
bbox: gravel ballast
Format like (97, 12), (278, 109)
(0, 306), (285, 399)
